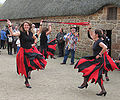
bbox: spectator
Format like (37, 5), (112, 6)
(16, 38), (20, 53)
(56, 28), (66, 57)
(6, 28), (13, 55)
(0, 28), (1, 49)
(61, 26), (78, 65)
(13, 25), (19, 54)
(0, 27), (7, 49)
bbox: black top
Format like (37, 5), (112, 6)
(88, 31), (106, 56)
(93, 39), (103, 56)
(6, 29), (13, 43)
(19, 31), (34, 49)
(56, 32), (66, 43)
(40, 32), (48, 49)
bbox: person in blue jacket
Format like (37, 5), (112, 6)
(0, 27), (7, 49)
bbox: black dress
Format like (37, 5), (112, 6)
(16, 31), (47, 78)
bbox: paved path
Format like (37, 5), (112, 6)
(0, 49), (120, 100)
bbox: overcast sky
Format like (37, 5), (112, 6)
(0, 0), (6, 4)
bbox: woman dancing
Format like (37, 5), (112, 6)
(37, 20), (56, 59)
(74, 23), (118, 96)
(7, 19), (47, 88)
(88, 28), (110, 81)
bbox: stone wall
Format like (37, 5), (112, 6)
(0, 5), (120, 59)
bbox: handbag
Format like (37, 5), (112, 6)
(8, 36), (13, 43)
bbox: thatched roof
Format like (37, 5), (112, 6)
(0, 0), (120, 19)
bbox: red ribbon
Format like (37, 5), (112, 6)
(43, 21), (89, 26)
(0, 19), (7, 21)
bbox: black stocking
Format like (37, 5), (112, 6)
(24, 76), (29, 83)
(98, 80), (106, 92)
(81, 77), (88, 86)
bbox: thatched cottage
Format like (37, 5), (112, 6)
(0, 0), (120, 59)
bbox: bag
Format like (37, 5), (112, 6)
(8, 36), (13, 43)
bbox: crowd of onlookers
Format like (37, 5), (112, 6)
(0, 25), (20, 55)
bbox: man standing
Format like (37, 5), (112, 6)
(61, 26), (78, 65)
(56, 28), (66, 57)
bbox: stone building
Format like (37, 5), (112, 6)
(0, 0), (120, 59)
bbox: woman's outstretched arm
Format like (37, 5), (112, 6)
(7, 19), (20, 36)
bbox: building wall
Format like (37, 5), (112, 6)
(0, 5), (120, 59)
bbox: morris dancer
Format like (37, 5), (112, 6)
(88, 28), (110, 81)
(74, 23), (118, 96)
(37, 20), (57, 59)
(7, 19), (47, 88)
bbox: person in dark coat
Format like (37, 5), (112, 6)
(0, 28), (7, 49)
(56, 28), (66, 57)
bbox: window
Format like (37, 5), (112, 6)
(107, 7), (117, 20)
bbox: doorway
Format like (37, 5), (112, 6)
(103, 30), (112, 56)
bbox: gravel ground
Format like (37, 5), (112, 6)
(0, 49), (120, 100)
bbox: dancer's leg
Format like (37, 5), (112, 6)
(78, 77), (88, 89)
(24, 76), (31, 88)
(96, 79), (107, 96)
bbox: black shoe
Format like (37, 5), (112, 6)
(91, 79), (95, 83)
(78, 84), (88, 89)
(24, 81), (32, 88)
(105, 77), (109, 81)
(28, 76), (31, 79)
(51, 56), (56, 59)
(96, 91), (107, 96)
(60, 62), (66, 65)
(52, 56), (56, 59)
(70, 63), (74, 65)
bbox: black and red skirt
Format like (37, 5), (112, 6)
(47, 38), (57, 56)
(74, 52), (118, 86)
(39, 39), (57, 59)
(16, 46), (47, 78)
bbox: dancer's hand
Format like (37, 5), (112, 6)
(32, 43), (36, 47)
(88, 23), (91, 29)
(40, 19), (43, 25)
(96, 55), (101, 59)
(7, 19), (12, 26)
